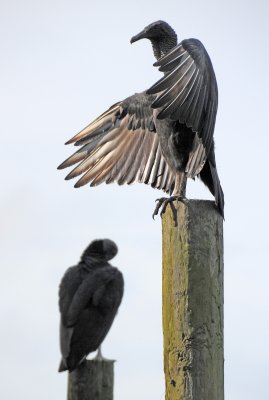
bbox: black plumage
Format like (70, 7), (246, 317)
(58, 21), (224, 219)
(58, 239), (123, 372)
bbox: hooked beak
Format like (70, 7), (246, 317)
(130, 29), (147, 44)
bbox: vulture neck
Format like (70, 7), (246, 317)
(151, 36), (177, 60)
(81, 256), (109, 272)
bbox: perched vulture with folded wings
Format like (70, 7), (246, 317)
(58, 21), (224, 221)
(58, 239), (123, 372)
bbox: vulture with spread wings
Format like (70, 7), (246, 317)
(58, 21), (224, 221)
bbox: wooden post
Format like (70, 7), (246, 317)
(67, 359), (114, 400)
(162, 200), (224, 400)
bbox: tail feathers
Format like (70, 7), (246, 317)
(58, 358), (68, 373)
(199, 159), (224, 218)
(58, 356), (87, 373)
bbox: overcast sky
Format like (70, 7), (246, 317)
(1, 0), (269, 399)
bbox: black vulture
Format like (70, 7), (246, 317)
(58, 239), (124, 372)
(58, 21), (224, 221)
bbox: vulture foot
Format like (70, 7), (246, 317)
(93, 346), (111, 362)
(152, 196), (188, 226)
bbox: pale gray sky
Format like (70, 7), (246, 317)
(1, 0), (269, 399)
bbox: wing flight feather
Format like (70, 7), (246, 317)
(147, 38), (218, 176)
(58, 93), (176, 194)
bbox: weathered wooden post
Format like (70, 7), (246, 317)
(162, 200), (224, 400)
(67, 358), (114, 400)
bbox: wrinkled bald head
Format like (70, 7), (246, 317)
(81, 239), (118, 261)
(131, 20), (176, 43)
(130, 21), (177, 60)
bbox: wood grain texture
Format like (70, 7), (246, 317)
(162, 200), (224, 400)
(67, 359), (114, 400)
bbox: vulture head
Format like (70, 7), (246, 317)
(81, 239), (118, 262)
(130, 20), (177, 59)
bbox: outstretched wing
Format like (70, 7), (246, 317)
(147, 38), (218, 177)
(58, 93), (176, 194)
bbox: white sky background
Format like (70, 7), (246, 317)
(1, 0), (269, 399)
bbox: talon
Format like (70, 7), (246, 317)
(169, 201), (178, 227)
(152, 197), (166, 219)
(155, 197), (165, 203)
(152, 195), (188, 226)
(160, 201), (169, 217)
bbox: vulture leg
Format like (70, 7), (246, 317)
(152, 173), (188, 226)
(93, 346), (110, 361)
